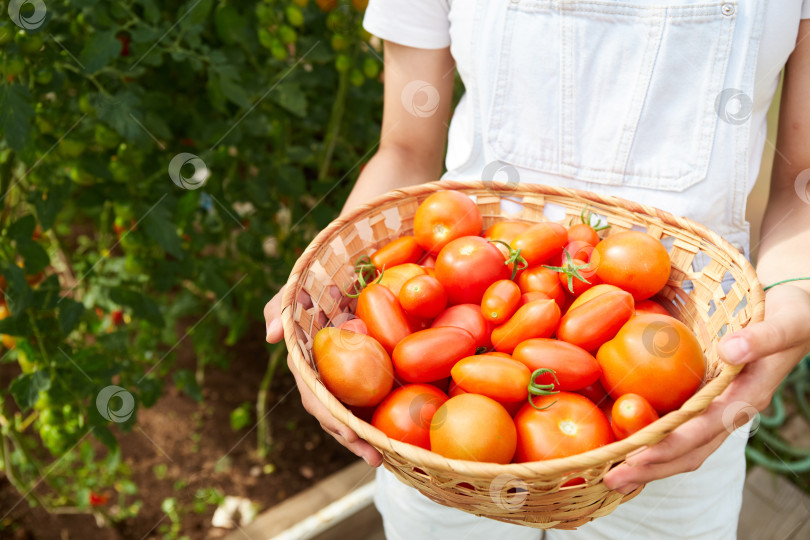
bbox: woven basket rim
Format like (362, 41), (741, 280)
(281, 180), (764, 478)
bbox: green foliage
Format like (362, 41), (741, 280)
(0, 0), (380, 522)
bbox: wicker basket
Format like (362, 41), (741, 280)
(280, 180), (765, 530)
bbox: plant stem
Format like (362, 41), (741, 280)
(317, 67), (350, 181)
(0, 151), (15, 229)
(257, 346), (284, 459)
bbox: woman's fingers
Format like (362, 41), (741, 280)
(289, 355), (383, 467)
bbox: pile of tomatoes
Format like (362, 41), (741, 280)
(312, 191), (706, 465)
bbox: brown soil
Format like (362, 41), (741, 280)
(0, 325), (356, 539)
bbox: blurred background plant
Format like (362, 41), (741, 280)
(0, 0), (381, 527)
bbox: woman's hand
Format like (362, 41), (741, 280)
(264, 287), (384, 467)
(604, 284), (810, 494)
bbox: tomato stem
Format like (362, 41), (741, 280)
(579, 205), (611, 232)
(345, 262), (385, 298)
(543, 248), (593, 294)
(488, 239), (528, 281)
(528, 368), (560, 410)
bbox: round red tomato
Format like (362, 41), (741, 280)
(378, 263), (426, 298)
(597, 314), (706, 413)
(414, 191), (482, 254)
(611, 393), (660, 440)
(594, 231), (671, 301)
(430, 394), (516, 463)
(567, 223), (599, 246)
(435, 236), (510, 305)
(514, 392), (614, 462)
(431, 303), (493, 350)
(372, 384), (448, 449)
(511, 222), (568, 266)
(313, 328), (394, 407)
(399, 274), (447, 319)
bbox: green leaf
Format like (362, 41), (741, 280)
(179, 0), (214, 28)
(93, 91), (147, 143)
(173, 369), (202, 402)
(1, 263), (32, 315)
(229, 402), (251, 430)
(16, 238), (49, 275)
(142, 205), (184, 259)
(109, 287), (164, 327)
(0, 83), (33, 152)
(93, 425), (119, 451)
(8, 215), (35, 242)
(80, 31), (122, 73)
(272, 83), (307, 117)
(10, 371), (51, 411)
(31, 182), (71, 230)
(59, 299), (85, 335)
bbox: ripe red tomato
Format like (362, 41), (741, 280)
(313, 328), (394, 407)
(555, 256), (601, 297)
(371, 236), (424, 270)
(575, 381), (614, 413)
(392, 327), (476, 382)
(447, 379), (524, 416)
(414, 191), (482, 254)
(484, 221), (530, 245)
(517, 266), (566, 309)
(566, 283), (622, 312)
(431, 303), (493, 350)
(511, 222), (568, 266)
(567, 223), (600, 246)
(597, 314), (705, 413)
(371, 384), (448, 449)
(514, 392), (614, 462)
(512, 339), (601, 391)
(451, 355), (531, 402)
(594, 231), (671, 301)
(611, 393), (660, 440)
(557, 289), (634, 352)
(435, 236), (510, 305)
(481, 279), (521, 324)
(399, 275), (447, 319)
(634, 299), (670, 317)
(355, 283), (412, 354)
(491, 299), (561, 354)
(518, 291), (550, 306)
(378, 263), (426, 297)
(430, 394), (516, 463)
(337, 318), (368, 335)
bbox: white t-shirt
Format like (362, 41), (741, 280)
(365, 0), (810, 256)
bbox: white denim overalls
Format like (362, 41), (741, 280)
(375, 1), (779, 539)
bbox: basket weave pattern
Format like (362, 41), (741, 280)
(281, 180), (765, 530)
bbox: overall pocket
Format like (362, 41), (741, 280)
(487, 0), (737, 191)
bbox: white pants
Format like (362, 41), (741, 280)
(374, 424), (749, 540)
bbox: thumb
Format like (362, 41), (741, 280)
(718, 315), (797, 365)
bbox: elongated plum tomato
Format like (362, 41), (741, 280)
(518, 291), (550, 307)
(393, 327), (476, 383)
(512, 338), (601, 391)
(447, 378), (523, 416)
(557, 289), (634, 352)
(371, 384), (448, 449)
(481, 279), (521, 323)
(510, 222), (568, 266)
(514, 392), (614, 462)
(430, 394), (517, 463)
(491, 299), (561, 354)
(431, 303), (493, 350)
(414, 191), (482, 254)
(566, 283), (623, 313)
(597, 314), (705, 414)
(517, 266), (566, 309)
(451, 355), (531, 402)
(484, 220), (530, 245)
(399, 274), (447, 319)
(378, 263), (426, 297)
(313, 328), (394, 407)
(370, 236), (424, 270)
(435, 236), (510, 305)
(594, 231), (671, 301)
(611, 393), (660, 440)
(355, 283), (412, 354)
